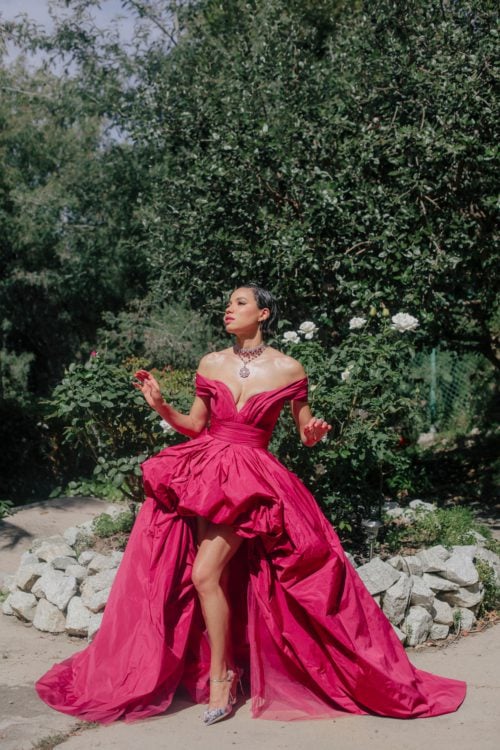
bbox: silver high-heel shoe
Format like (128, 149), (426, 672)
(203, 669), (242, 726)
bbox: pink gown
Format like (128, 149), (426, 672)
(35, 374), (466, 723)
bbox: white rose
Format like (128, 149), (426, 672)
(349, 317), (367, 330)
(341, 367), (352, 381)
(282, 330), (300, 343)
(298, 321), (319, 336)
(159, 419), (173, 432)
(390, 312), (419, 333)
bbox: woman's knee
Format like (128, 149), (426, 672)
(191, 559), (220, 595)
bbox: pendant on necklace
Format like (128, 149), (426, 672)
(239, 364), (250, 378)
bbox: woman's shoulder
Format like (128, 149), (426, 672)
(265, 348), (307, 381)
(197, 348), (232, 377)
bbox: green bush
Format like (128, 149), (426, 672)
(96, 300), (221, 370)
(45, 354), (194, 501)
(271, 308), (423, 536)
(93, 511), (135, 538)
(475, 559), (500, 616)
(0, 499), (14, 520)
(382, 505), (494, 553)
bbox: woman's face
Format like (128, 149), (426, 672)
(224, 287), (269, 336)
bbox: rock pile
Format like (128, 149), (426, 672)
(351, 540), (500, 645)
(0, 505), (125, 641)
(1, 502), (499, 648)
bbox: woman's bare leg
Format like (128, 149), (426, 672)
(192, 521), (242, 710)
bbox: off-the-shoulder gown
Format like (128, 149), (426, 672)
(35, 374), (466, 723)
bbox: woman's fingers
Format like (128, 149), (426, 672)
(304, 418), (332, 443)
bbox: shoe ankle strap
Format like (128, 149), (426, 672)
(210, 669), (234, 683)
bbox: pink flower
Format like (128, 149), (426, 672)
(90, 350), (98, 358)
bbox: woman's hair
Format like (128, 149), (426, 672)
(240, 282), (279, 339)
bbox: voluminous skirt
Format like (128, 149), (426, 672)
(35, 429), (466, 723)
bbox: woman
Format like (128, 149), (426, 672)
(35, 283), (466, 726)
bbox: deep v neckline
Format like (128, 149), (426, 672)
(196, 373), (308, 415)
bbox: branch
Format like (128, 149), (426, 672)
(343, 240), (372, 255)
(126, 0), (178, 47)
(0, 85), (53, 100)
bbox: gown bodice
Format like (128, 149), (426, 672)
(195, 373), (309, 446)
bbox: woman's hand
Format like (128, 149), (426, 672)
(303, 417), (332, 447)
(132, 369), (164, 410)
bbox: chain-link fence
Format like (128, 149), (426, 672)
(406, 348), (497, 434)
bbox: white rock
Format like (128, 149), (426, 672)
(468, 530), (487, 546)
(391, 623), (406, 644)
(463, 580), (482, 593)
(110, 550), (124, 565)
(78, 520), (96, 535)
(384, 505), (404, 518)
(87, 612), (103, 641)
(104, 504), (128, 520)
(52, 556), (78, 571)
(372, 594), (382, 607)
(386, 555), (404, 570)
(430, 623), (449, 640)
(440, 552), (479, 586)
(62, 526), (80, 547)
(9, 590), (37, 622)
(454, 607), (476, 632)
(19, 551), (40, 567)
(356, 557), (402, 595)
(422, 573), (460, 592)
(427, 545), (451, 561)
(410, 575), (435, 610)
(417, 431), (437, 448)
(0, 572), (15, 596)
(32, 598), (66, 633)
(451, 545), (477, 560)
(78, 550), (97, 566)
(31, 534), (66, 552)
(66, 596), (92, 636)
(401, 508), (417, 521)
(80, 568), (117, 596)
(475, 547), (500, 566)
(442, 586), (484, 609)
(409, 499), (436, 512)
(31, 569), (78, 610)
(81, 586), (111, 613)
(64, 564), (88, 582)
(382, 574), (412, 625)
(14, 563), (48, 592)
(401, 606), (433, 646)
(382, 501), (400, 512)
(431, 598), (454, 625)
(2, 594), (14, 615)
(401, 556), (423, 576)
(87, 553), (118, 573)
(414, 549), (447, 573)
(35, 539), (76, 563)
(63, 525), (94, 547)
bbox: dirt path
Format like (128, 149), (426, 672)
(1, 498), (499, 750)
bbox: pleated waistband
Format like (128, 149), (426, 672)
(208, 420), (270, 449)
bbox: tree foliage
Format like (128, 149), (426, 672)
(1, 0), (498, 500)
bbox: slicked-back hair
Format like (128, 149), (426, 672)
(238, 282), (279, 340)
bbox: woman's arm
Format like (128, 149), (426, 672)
(280, 357), (332, 447)
(291, 400), (332, 446)
(132, 369), (209, 438)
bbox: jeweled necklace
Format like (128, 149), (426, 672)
(233, 342), (267, 378)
